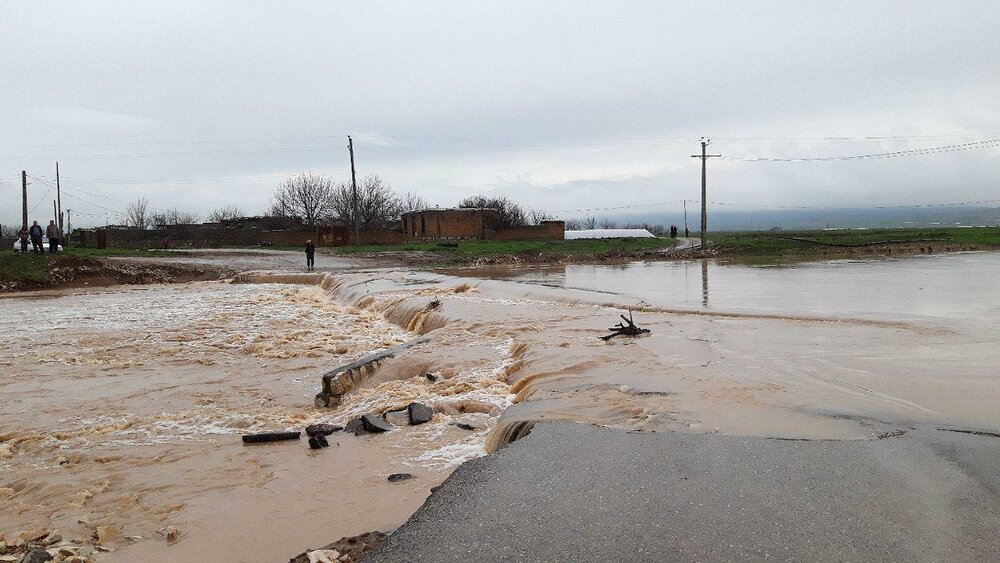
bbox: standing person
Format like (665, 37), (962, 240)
(18, 226), (29, 253)
(28, 221), (44, 254)
(304, 239), (316, 271)
(46, 220), (60, 253)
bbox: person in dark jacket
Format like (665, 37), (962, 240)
(305, 240), (316, 270)
(18, 226), (29, 253)
(46, 220), (59, 253)
(28, 221), (44, 254)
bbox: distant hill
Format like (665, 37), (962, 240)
(587, 206), (1000, 232)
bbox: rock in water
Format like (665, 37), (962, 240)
(453, 422), (477, 431)
(425, 373), (439, 382)
(361, 414), (392, 433)
(387, 473), (413, 483)
(305, 424), (342, 437)
(407, 403), (434, 425)
(344, 418), (364, 435)
(316, 435), (330, 447)
(383, 409), (409, 427)
(308, 437), (322, 450)
(18, 549), (53, 563)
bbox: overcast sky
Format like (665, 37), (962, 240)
(2, 1), (998, 228)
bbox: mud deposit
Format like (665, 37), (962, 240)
(2, 252), (999, 562)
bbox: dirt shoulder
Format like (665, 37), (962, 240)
(0, 252), (232, 293)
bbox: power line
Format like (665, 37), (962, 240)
(722, 138), (1000, 162)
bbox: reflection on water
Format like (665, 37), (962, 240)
(701, 259), (709, 308)
(484, 252), (1000, 326)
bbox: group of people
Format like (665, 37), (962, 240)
(667, 225), (690, 238)
(17, 220), (61, 253)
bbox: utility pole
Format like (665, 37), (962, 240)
(56, 162), (63, 238)
(348, 135), (359, 245)
(683, 199), (688, 235)
(691, 138), (721, 249)
(22, 170), (28, 228)
(53, 200), (58, 227)
(66, 209), (72, 240)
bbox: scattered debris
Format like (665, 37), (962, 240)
(939, 428), (1000, 438)
(875, 429), (906, 439)
(305, 424), (342, 437)
(453, 422), (477, 431)
(242, 431), (301, 444)
(426, 298), (441, 311)
(305, 549), (341, 563)
(387, 473), (413, 483)
(156, 526), (181, 545)
(288, 530), (388, 563)
(16, 549), (52, 563)
(600, 310), (651, 341)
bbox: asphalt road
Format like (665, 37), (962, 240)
(364, 423), (1000, 562)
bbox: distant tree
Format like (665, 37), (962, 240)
(399, 190), (429, 214)
(269, 173), (337, 227)
(599, 218), (618, 229)
(208, 206), (245, 223)
(152, 208), (199, 226)
(331, 174), (407, 228)
(1, 224), (19, 237)
(582, 216), (598, 230)
(125, 197), (150, 230)
(458, 195), (528, 227)
(529, 209), (553, 225)
(563, 219), (581, 231)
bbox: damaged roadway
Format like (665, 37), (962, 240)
(364, 422), (1000, 562)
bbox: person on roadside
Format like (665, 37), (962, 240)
(305, 239), (316, 271)
(46, 220), (60, 253)
(18, 226), (29, 253)
(28, 221), (44, 254)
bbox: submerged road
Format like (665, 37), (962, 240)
(365, 423), (1000, 562)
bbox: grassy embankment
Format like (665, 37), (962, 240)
(711, 227), (1000, 260)
(0, 247), (195, 290)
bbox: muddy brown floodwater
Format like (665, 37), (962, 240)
(2, 251), (999, 562)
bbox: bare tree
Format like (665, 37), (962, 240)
(582, 216), (598, 230)
(399, 190), (429, 214)
(331, 174), (411, 228)
(125, 197), (150, 230)
(563, 219), (581, 231)
(529, 209), (553, 225)
(152, 208), (199, 226)
(269, 173), (337, 226)
(599, 218), (618, 229)
(208, 206), (245, 223)
(458, 195), (528, 227)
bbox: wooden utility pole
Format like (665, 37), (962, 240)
(56, 162), (63, 238)
(66, 209), (72, 239)
(348, 135), (359, 245)
(691, 138), (721, 249)
(53, 200), (58, 227)
(21, 170), (28, 228)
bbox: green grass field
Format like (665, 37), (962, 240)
(327, 237), (677, 262)
(710, 227), (1000, 256)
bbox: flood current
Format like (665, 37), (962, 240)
(2, 252), (998, 562)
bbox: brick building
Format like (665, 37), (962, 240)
(401, 208), (501, 239)
(400, 208), (564, 241)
